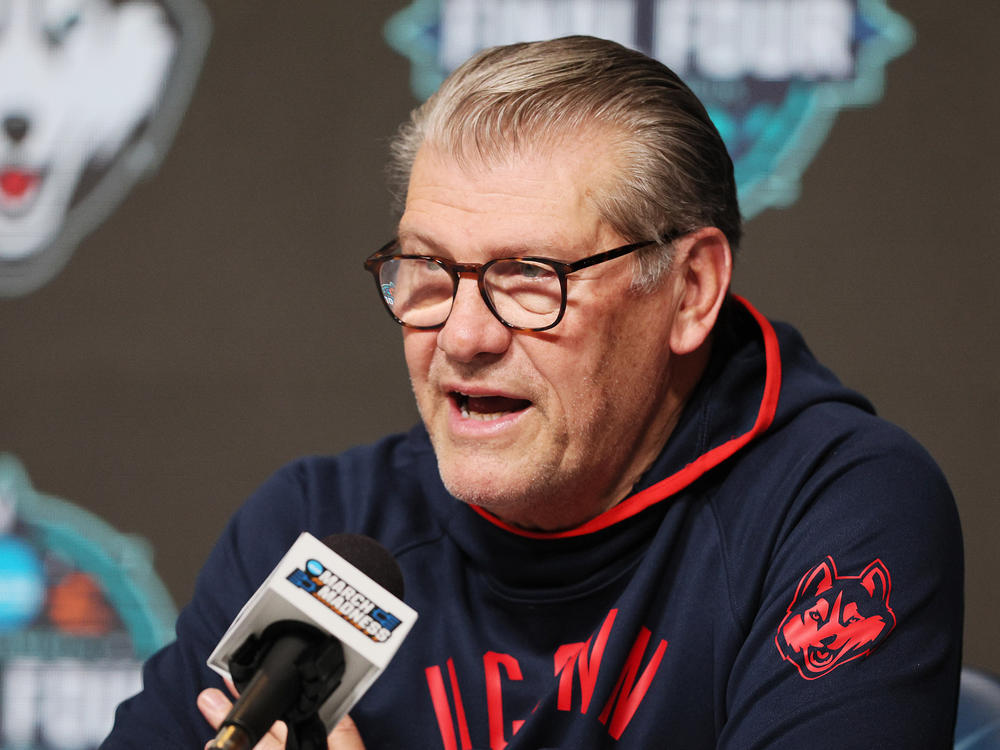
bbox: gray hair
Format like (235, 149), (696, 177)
(388, 35), (741, 288)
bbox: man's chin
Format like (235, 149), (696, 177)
(437, 462), (605, 532)
(437, 461), (544, 517)
(440, 470), (531, 505)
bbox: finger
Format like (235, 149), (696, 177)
(198, 688), (293, 750)
(328, 715), (366, 750)
(265, 720), (289, 746)
(197, 688), (233, 730)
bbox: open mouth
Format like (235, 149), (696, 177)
(452, 392), (532, 422)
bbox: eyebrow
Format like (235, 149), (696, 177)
(395, 230), (445, 255)
(395, 230), (574, 262)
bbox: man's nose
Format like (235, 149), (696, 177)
(437, 278), (512, 362)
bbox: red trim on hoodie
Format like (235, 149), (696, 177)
(472, 295), (782, 539)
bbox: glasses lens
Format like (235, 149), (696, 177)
(378, 258), (455, 327)
(484, 260), (563, 329)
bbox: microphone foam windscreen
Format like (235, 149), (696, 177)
(321, 534), (405, 599)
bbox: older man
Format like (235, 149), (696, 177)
(104, 36), (962, 750)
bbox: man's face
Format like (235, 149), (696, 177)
(399, 139), (688, 531)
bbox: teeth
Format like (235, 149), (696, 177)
(462, 408), (506, 421)
(457, 393), (507, 421)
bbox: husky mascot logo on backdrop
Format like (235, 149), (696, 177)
(0, 0), (209, 297)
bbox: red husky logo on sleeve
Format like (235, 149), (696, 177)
(775, 556), (896, 680)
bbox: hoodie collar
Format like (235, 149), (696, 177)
(467, 295), (782, 539)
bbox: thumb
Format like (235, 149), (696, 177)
(328, 714), (366, 750)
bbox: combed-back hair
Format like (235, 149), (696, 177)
(388, 35), (741, 287)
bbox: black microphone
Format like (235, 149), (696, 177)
(207, 534), (413, 750)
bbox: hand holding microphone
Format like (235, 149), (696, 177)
(197, 683), (365, 750)
(199, 533), (416, 750)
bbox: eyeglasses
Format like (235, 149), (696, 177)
(363, 233), (680, 332)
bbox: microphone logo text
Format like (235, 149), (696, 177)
(287, 559), (402, 643)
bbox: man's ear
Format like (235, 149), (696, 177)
(669, 227), (733, 355)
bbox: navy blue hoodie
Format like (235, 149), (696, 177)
(103, 297), (963, 748)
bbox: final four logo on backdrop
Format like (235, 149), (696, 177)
(0, 0), (211, 297)
(0, 455), (176, 748)
(384, 0), (913, 218)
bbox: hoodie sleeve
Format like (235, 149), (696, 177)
(100, 462), (326, 749)
(717, 416), (963, 749)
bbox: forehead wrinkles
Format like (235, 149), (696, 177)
(406, 172), (568, 215)
(403, 134), (622, 238)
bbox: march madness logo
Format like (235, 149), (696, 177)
(775, 556), (896, 680)
(384, 0), (913, 218)
(287, 558), (403, 643)
(0, 0), (210, 297)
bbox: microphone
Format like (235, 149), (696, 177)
(206, 533), (418, 750)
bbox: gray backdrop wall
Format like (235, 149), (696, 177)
(2, 1), (997, 673)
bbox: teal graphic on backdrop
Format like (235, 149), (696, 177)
(0, 455), (176, 748)
(384, 0), (913, 218)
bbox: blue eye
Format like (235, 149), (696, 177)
(520, 263), (546, 278)
(499, 261), (554, 280)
